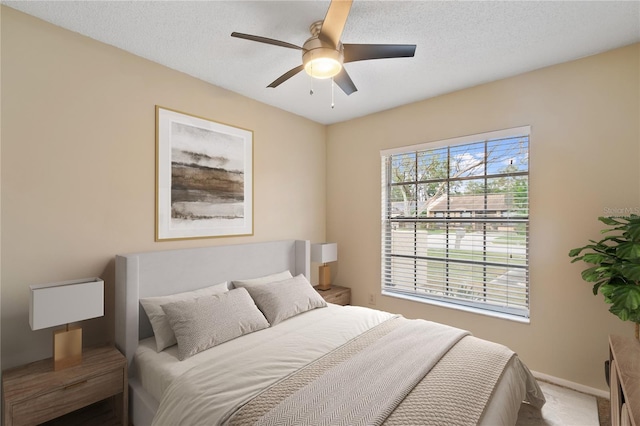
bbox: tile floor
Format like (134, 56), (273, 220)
(517, 381), (602, 426)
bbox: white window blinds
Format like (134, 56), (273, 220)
(381, 127), (530, 319)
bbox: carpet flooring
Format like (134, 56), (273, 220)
(517, 381), (609, 426)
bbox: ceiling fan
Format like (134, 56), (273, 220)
(231, 0), (416, 96)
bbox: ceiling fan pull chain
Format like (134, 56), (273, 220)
(310, 63), (314, 95)
(331, 78), (335, 109)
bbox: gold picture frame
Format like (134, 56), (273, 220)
(155, 106), (253, 241)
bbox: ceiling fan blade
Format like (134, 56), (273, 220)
(231, 32), (303, 51)
(319, 0), (353, 48)
(343, 44), (416, 63)
(333, 68), (357, 96)
(267, 65), (305, 88)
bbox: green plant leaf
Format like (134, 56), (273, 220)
(570, 241), (618, 259)
(616, 242), (640, 259)
(581, 253), (608, 264)
(581, 266), (603, 282)
(600, 284), (616, 304)
(600, 216), (624, 226)
(568, 247), (584, 257)
(611, 285), (640, 310)
(600, 283), (615, 295)
(628, 311), (640, 323)
(618, 264), (640, 281)
(625, 223), (640, 241)
(609, 304), (631, 321)
(600, 236), (624, 244)
(609, 276), (630, 287)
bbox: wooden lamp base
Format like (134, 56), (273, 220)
(317, 264), (332, 291)
(53, 325), (82, 371)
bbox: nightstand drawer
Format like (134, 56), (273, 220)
(314, 285), (351, 306)
(324, 290), (350, 305)
(11, 368), (123, 426)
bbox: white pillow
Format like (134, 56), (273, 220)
(140, 282), (228, 352)
(243, 274), (327, 325)
(162, 287), (269, 361)
(232, 270), (293, 288)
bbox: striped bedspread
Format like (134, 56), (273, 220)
(226, 316), (513, 426)
(151, 312), (545, 426)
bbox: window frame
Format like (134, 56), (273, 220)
(380, 126), (531, 323)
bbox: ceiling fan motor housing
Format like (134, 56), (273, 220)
(302, 36), (344, 79)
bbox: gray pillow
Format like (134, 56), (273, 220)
(244, 274), (327, 326)
(161, 287), (269, 361)
(140, 281), (229, 352)
(232, 270), (293, 288)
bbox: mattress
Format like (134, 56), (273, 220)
(134, 303), (542, 425)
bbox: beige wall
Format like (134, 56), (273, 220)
(0, 4), (3, 393)
(327, 43), (640, 392)
(0, 7), (326, 369)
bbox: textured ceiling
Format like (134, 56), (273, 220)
(3, 1), (640, 125)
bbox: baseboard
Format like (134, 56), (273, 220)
(531, 370), (610, 399)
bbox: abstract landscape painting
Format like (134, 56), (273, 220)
(156, 107), (253, 240)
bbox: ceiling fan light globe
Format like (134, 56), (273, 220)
(302, 46), (343, 79)
(305, 57), (342, 79)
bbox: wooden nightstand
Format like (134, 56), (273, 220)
(609, 335), (640, 426)
(2, 346), (127, 426)
(314, 285), (351, 305)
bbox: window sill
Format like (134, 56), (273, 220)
(382, 290), (531, 324)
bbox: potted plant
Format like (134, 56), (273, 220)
(569, 215), (640, 340)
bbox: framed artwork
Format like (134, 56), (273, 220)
(155, 106), (253, 241)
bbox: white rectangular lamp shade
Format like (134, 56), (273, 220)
(29, 278), (104, 331)
(311, 243), (338, 264)
(311, 243), (337, 290)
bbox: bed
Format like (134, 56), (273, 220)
(115, 239), (544, 426)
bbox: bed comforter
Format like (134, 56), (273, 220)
(148, 306), (544, 426)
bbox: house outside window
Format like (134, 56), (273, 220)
(380, 126), (530, 321)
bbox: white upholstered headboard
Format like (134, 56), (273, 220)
(114, 240), (310, 368)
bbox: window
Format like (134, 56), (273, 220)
(381, 127), (530, 321)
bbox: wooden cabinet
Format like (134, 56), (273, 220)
(314, 285), (351, 306)
(609, 335), (640, 426)
(2, 346), (127, 426)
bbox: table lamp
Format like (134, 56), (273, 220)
(29, 277), (104, 370)
(311, 243), (338, 291)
